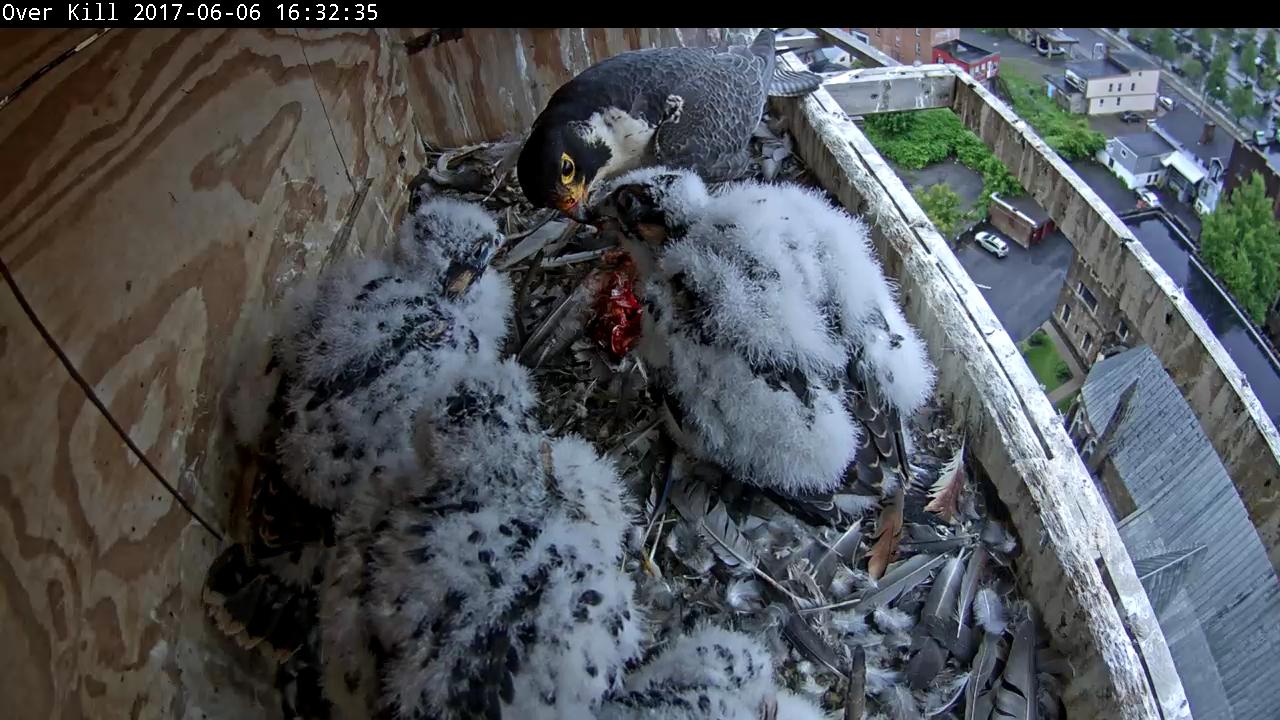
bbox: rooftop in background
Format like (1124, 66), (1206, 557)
(1154, 112), (1234, 167)
(1044, 73), (1083, 97)
(933, 38), (996, 63)
(1081, 344), (1280, 720)
(1068, 52), (1155, 80)
(993, 192), (1052, 225)
(1033, 28), (1079, 44)
(1114, 132), (1176, 159)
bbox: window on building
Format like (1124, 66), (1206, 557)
(1130, 82), (1136, 91)
(1117, 97), (1121, 105)
(1096, 98), (1103, 106)
(1082, 331), (1093, 354)
(1062, 303), (1073, 323)
(1117, 319), (1129, 340)
(1076, 281), (1098, 312)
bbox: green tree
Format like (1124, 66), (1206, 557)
(912, 184), (965, 238)
(1263, 31), (1277, 66)
(1184, 58), (1206, 84)
(1240, 40), (1258, 74)
(1208, 52), (1230, 101)
(1230, 84), (1257, 120)
(1128, 28), (1152, 45)
(1195, 28), (1214, 49)
(1201, 173), (1280, 323)
(1151, 29), (1178, 65)
(1261, 71), (1277, 93)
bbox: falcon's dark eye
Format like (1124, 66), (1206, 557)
(560, 153), (575, 184)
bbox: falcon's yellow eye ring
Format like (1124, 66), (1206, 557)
(560, 154), (575, 184)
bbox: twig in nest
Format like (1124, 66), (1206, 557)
(540, 247), (615, 268)
(512, 247), (546, 346)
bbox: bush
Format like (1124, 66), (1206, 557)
(863, 109), (1023, 206)
(1055, 363), (1073, 383)
(998, 75), (1106, 161)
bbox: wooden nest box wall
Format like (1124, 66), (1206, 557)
(0, 26), (756, 718)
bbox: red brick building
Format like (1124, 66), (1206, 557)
(854, 28), (959, 65)
(933, 39), (1000, 83)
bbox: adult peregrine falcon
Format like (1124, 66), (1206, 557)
(517, 29), (823, 220)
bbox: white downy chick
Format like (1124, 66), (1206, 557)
(203, 196), (511, 682)
(598, 624), (828, 720)
(273, 197), (514, 511)
(586, 167), (935, 497)
(319, 356), (644, 720)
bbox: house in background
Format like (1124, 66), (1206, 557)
(1150, 118), (1232, 215)
(1067, 345), (1280, 720)
(1098, 132), (1176, 189)
(854, 27), (958, 65)
(1007, 27), (1079, 57)
(1047, 50), (1159, 115)
(1224, 136), (1280, 219)
(932, 39), (1000, 84)
(988, 192), (1055, 247)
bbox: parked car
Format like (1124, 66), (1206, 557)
(974, 230), (1010, 258)
(1136, 188), (1161, 208)
(1159, 95), (1176, 111)
(1120, 110), (1143, 123)
(1255, 127), (1276, 146)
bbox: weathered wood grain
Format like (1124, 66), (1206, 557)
(0, 28), (415, 718)
(397, 28), (756, 146)
(294, 28), (425, 254)
(0, 29), (100, 100)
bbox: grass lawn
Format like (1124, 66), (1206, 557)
(1018, 329), (1074, 394)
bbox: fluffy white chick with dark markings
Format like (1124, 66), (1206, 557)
(319, 355), (644, 720)
(204, 197), (517, 667)
(585, 167), (936, 497)
(273, 196), (512, 512)
(598, 624), (828, 720)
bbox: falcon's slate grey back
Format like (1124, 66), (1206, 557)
(517, 29), (823, 219)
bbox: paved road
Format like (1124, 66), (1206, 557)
(956, 224), (1075, 342)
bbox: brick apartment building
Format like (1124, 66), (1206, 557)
(854, 27), (959, 65)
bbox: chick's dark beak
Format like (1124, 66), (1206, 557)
(441, 233), (506, 299)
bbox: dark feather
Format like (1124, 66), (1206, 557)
(991, 612), (1038, 720)
(845, 645), (867, 720)
(784, 613), (846, 678)
(906, 637), (947, 691)
(966, 632), (1001, 720)
(814, 522), (863, 588)
(851, 552), (947, 614)
(922, 554), (965, 639)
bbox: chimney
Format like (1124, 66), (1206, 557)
(1201, 121), (1217, 145)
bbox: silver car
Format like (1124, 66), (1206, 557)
(975, 230), (1010, 258)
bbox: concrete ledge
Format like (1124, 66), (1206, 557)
(785, 53), (1189, 720)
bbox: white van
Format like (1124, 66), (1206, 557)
(1159, 96), (1176, 111)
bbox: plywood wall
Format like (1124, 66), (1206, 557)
(0, 28), (421, 718)
(398, 27), (758, 146)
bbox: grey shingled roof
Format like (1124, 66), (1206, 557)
(1082, 346), (1280, 720)
(1114, 132), (1175, 160)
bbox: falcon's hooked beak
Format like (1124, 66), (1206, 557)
(555, 181), (589, 222)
